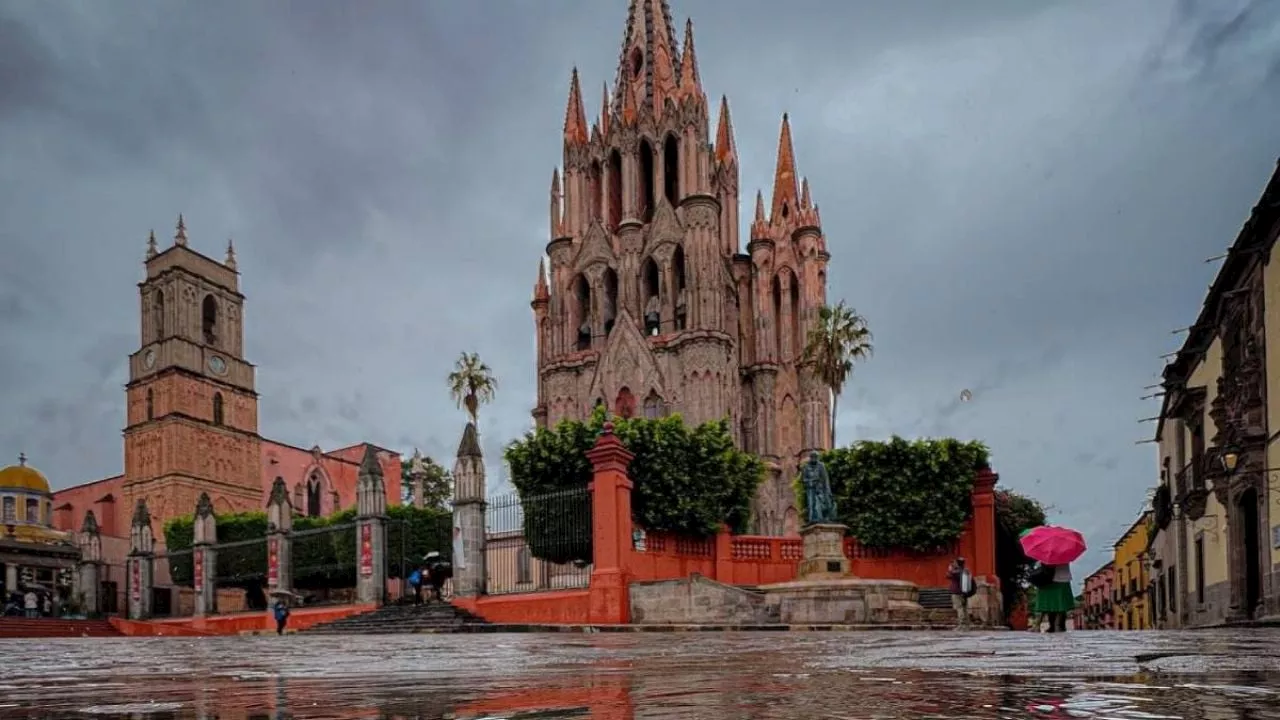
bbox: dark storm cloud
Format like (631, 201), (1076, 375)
(2, 0), (1278, 579)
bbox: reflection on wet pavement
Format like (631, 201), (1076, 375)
(1, 629), (1278, 718)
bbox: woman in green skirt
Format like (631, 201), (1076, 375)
(1034, 563), (1074, 633)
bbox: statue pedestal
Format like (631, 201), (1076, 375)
(797, 523), (851, 580)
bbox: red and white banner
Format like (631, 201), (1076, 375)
(194, 548), (205, 593)
(359, 524), (373, 577)
(267, 537), (279, 587)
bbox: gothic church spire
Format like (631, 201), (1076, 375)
(613, 0), (681, 120)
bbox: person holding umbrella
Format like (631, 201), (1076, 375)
(1020, 526), (1086, 633)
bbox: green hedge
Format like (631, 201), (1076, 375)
(504, 408), (764, 564)
(162, 505), (452, 589)
(797, 436), (990, 552)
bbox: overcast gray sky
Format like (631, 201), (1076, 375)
(2, 0), (1278, 576)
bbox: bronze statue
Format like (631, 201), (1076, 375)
(801, 451), (837, 525)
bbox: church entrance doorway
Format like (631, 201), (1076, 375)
(1237, 487), (1261, 619)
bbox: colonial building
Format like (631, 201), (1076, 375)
(1, 456), (79, 603)
(1079, 561), (1115, 630)
(1148, 159), (1280, 627)
(530, 0), (831, 535)
(1113, 511), (1152, 630)
(48, 220), (403, 567)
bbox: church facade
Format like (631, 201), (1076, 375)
(50, 220), (402, 557)
(530, 0), (832, 536)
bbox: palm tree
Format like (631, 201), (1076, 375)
(448, 352), (498, 427)
(802, 301), (873, 448)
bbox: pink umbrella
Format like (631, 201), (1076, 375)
(1019, 525), (1086, 565)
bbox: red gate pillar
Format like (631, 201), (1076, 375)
(971, 467), (999, 582)
(586, 422), (635, 624)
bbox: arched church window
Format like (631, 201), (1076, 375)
(642, 258), (661, 336)
(615, 387), (636, 419)
(146, 389), (154, 421)
(608, 150), (623, 232)
(212, 392), (224, 426)
(25, 498), (39, 523)
(673, 245), (688, 331)
(573, 274), (592, 351)
(589, 161), (603, 222)
(1, 497), (14, 523)
(603, 268), (618, 337)
(152, 289), (165, 341)
(638, 139), (655, 223)
(771, 274), (783, 359)
(790, 275), (802, 362)
(643, 390), (664, 419)
(307, 473), (322, 517)
(202, 294), (219, 346)
(663, 134), (679, 206)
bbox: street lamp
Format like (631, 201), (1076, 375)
(1220, 448), (1241, 475)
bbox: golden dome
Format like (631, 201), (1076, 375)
(0, 460), (51, 494)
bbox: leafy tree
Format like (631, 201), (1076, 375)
(802, 301), (873, 447)
(401, 451), (453, 509)
(504, 408), (764, 563)
(813, 436), (989, 551)
(995, 488), (1047, 622)
(448, 351), (498, 427)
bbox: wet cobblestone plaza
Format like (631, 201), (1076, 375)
(2, 629), (1279, 718)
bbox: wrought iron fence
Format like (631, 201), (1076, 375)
(485, 487), (591, 595)
(211, 537), (269, 612)
(98, 561), (127, 616)
(292, 522), (356, 605)
(386, 514), (453, 603)
(151, 547), (195, 618)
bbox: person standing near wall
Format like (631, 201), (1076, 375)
(947, 557), (973, 629)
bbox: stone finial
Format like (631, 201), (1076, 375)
(146, 230), (158, 259)
(81, 509), (100, 535)
(17, 451), (26, 467)
(131, 498), (151, 529)
(266, 477), (292, 533)
(174, 214), (188, 246)
(195, 492), (215, 519)
(356, 445), (386, 517)
(224, 237), (237, 270)
(456, 422), (483, 459)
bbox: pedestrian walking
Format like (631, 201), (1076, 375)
(23, 590), (38, 618)
(273, 598), (291, 635)
(408, 567), (423, 605)
(947, 557), (976, 629)
(1032, 562), (1074, 633)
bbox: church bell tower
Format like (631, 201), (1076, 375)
(122, 217), (262, 533)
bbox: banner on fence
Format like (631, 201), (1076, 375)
(453, 524), (466, 570)
(194, 548), (205, 593)
(267, 537), (279, 587)
(359, 524), (373, 576)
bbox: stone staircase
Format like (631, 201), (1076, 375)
(0, 617), (123, 638)
(304, 602), (487, 635)
(918, 587), (962, 624)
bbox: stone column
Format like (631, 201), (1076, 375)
(452, 422), (487, 597)
(355, 446), (388, 605)
(407, 449), (427, 509)
(586, 421), (635, 624)
(266, 477), (293, 596)
(127, 499), (154, 620)
(192, 493), (217, 617)
(970, 468), (998, 581)
(76, 510), (103, 616)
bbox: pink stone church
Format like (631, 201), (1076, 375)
(531, 0), (832, 535)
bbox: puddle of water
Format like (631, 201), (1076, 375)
(0, 630), (1277, 718)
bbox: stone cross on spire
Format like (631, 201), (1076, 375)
(17, 452), (26, 467)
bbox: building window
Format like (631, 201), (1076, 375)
(307, 473), (322, 518)
(212, 392), (224, 426)
(1168, 565), (1177, 615)
(1189, 416), (1205, 490)
(1194, 536), (1205, 604)
(25, 498), (38, 523)
(202, 294), (219, 346)
(517, 546), (532, 585)
(2, 496), (14, 523)
(146, 388), (154, 421)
